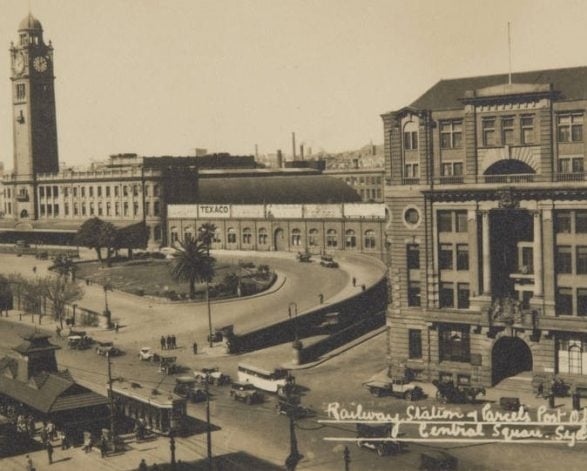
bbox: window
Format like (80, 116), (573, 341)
(133, 202), (139, 216)
(81, 187), (85, 198)
(408, 330), (422, 359)
(53, 204), (59, 216)
(123, 186), (128, 197)
(569, 342), (583, 375)
(308, 229), (318, 246)
(291, 228), (302, 247)
(501, 117), (514, 145)
(576, 247), (587, 275)
(441, 162), (464, 177)
(114, 186), (119, 197)
(407, 244), (420, 269)
(64, 187), (68, 198)
(457, 283), (470, 309)
(456, 211), (468, 232)
(408, 281), (421, 307)
(154, 225), (162, 242)
(89, 202), (94, 216)
(404, 163), (419, 179)
(577, 211), (587, 233)
(556, 246), (572, 274)
(123, 202), (128, 216)
(578, 289), (587, 316)
(73, 203), (78, 216)
(183, 227), (194, 242)
(81, 203), (86, 216)
(154, 184), (160, 197)
(89, 186), (93, 198)
(345, 229), (356, 248)
(558, 113), (583, 142)
(439, 244), (453, 270)
(227, 228), (236, 244)
(258, 228), (268, 245)
(364, 230), (376, 249)
(97, 186), (102, 197)
(559, 157), (584, 173)
(47, 186), (52, 198)
(557, 288), (573, 315)
(106, 202), (111, 216)
(133, 185), (139, 197)
(438, 211), (452, 232)
(242, 228), (252, 245)
(170, 227), (179, 243)
(404, 208), (420, 225)
(64, 203), (69, 216)
(39, 187), (45, 198)
(520, 246), (534, 274)
(555, 211), (572, 233)
(482, 118), (496, 146)
(40, 204), (45, 216)
(144, 202), (150, 216)
(73, 187), (77, 197)
(456, 244), (469, 270)
(440, 120), (463, 149)
(115, 202), (120, 216)
(521, 115), (534, 144)
(106, 186), (110, 197)
(16, 83), (26, 100)
(440, 282), (454, 308)
(439, 326), (470, 362)
(154, 201), (160, 216)
(326, 229), (338, 248)
(404, 131), (418, 150)
(97, 202), (103, 216)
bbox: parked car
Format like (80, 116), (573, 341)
(356, 423), (402, 457)
(174, 377), (207, 402)
(432, 379), (485, 404)
(320, 255), (339, 268)
(67, 335), (91, 350)
(194, 367), (231, 385)
(275, 400), (315, 419)
(230, 382), (263, 404)
(363, 378), (424, 400)
(297, 252), (312, 263)
(138, 347), (157, 361)
(96, 341), (122, 357)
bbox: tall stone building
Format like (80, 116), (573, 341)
(383, 66), (587, 391)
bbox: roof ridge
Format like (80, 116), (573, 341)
(436, 64), (587, 83)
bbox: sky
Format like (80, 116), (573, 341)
(0, 0), (586, 169)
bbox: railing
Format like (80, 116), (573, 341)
(438, 175), (464, 185)
(556, 172), (587, 182)
(483, 174), (535, 184)
(401, 178), (420, 185)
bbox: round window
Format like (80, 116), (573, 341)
(404, 208), (420, 225)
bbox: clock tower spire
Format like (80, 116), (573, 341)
(11, 13), (59, 180)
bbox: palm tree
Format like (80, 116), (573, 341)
(170, 239), (215, 299)
(197, 223), (217, 255)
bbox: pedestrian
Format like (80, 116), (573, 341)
(161, 335), (166, 350)
(115, 322), (119, 333)
(171, 334), (176, 349)
(40, 427), (48, 444)
(166, 335), (171, 350)
(193, 341), (198, 355)
(100, 436), (108, 458)
(33, 266), (37, 274)
(352, 277), (356, 287)
(86, 278), (90, 286)
(25, 454), (35, 471)
(138, 458), (148, 471)
(47, 420), (56, 440)
(60, 430), (68, 450)
(46, 440), (54, 465)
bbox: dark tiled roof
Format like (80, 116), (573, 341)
(13, 333), (60, 355)
(196, 175), (361, 204)
(409, 66), (587, 110)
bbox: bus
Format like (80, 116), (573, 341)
(237, 363), (290, 393)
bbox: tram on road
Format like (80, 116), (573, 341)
(111, 381), (187, 436)
(237, 363), (290, 393)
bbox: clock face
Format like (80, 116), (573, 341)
(33, 56), (48, 73)
(14, 54), (25, 74)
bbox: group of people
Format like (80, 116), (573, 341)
(160, 334), (177, 350)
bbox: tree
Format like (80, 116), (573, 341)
(39, 276), (84, 329)
(75, 217), (118, 265)
(116, 222), (149, 259)
(0, 275), (12, 314)
(170, 238), (215, 299)
(51, 254), (78, 281)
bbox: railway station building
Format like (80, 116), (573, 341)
(383, 66), (587, 391)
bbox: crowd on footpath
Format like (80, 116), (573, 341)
(160, 334), (177, 350)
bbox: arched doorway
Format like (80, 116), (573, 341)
(484, 160), (535, 175)
(274, 228), (286, 251)
(492, 337), (533, 385)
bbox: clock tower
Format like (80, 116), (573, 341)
(9, 14), (59, 219)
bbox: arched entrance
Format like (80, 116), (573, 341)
(274, 228), (287, 251)
(492, 337), (533, 385)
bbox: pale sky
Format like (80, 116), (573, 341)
(0, 0), (586, 170)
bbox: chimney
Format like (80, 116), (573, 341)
(292, 132), (297, 161)
(300, 144), (304, 161)
(277, 149), (283, 168)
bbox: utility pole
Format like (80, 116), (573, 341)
(106, 352), (116, 450)
(284, 375), (301, 471)
(169, 430), (176, 471)
(202, 369), (214, 470)
(343, 446), (351, 471)
(206, 282), (213, 348)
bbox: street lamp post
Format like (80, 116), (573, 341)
(103, 282), (112, 328)
(288, 302), (298, 342)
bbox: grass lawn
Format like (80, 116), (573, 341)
(75, 257), (271, 299)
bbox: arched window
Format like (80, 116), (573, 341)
(242, 228), (252, 245)
(227, 228), (236, 244)
(258, 228), (268, 245)
(326, 229), (338, 248)
(308, 229), (319, 246)
(20, 209), (28, 218)
(170, 227), (179, 243)
(403, 120), (419, 150)
(569, 341), (583, 374)
(213, 228), (222, 243)
(154, 225), (162, 242)
(291, 228), (302, 246)
(345, 229), (356, 248)
(364, 230), (377, 249)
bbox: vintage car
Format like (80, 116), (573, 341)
(174, 377), (207, 402)
(320, 255), (339, 268)
(363, 378), (424, 400)
(275, 400), (315, 419)
(419, 450), (458, 471)
(96, 341), (122, 357)
(67, 335), (92, 350)
(297, 252), (312, 263)
(433, 379), (486, 404)
(138, 347), (158, 361)
(194, 367), (231, 386)
(356, 423), (402, 457)
(230, 382), (263, 404)
(159, 356), (178, 375)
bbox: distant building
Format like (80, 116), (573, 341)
(324, 168), (384, 202)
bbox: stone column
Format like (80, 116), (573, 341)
(482, 211), (491, 295)
(468, 209), (480, 297)
(533, 210), (543, 298)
